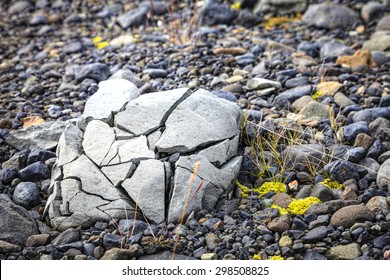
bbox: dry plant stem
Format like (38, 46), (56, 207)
(131, 184), (144, 238)
(172, 160), (201, 259)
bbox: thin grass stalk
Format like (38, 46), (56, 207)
(171, 160), (201, 259)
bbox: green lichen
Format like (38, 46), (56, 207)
(271, 204), (289, 215)
(256, 182), (287, 197)
(322, 178), (343, 190)
(312, 91), (324, 101)
(269, 256), (284, 260)
(287, 197), (321, 215)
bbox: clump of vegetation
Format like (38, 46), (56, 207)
(269, 256), (284, 260)
(321, 178), (343, 190)
(287, 197), (321, 215)
(236, 180), (252, 199)
(271, 204), (289, 215)
(253, 254), (261, 260)
(256, 182), (287, 197)
(312, 91), (324, 100)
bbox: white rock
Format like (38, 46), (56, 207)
(101, 162), (135, 187)
(147, 130), (162, 151)
(122, 159), (165, 224)
(156, 89), (241, 154)
(68, 192), (109, 220)
(167, 155), (242, 223)
(101, 136), (155, 166)
(60, 179), (80, 204)
(81, 79), (139, 126)
(63, 155), (120, 201)
(197, 135), (239, 166)
(6, 121), (66, 150)
(110, 34), (134, 48)
(115, 88), (191, 136)
(82, 120), (115, 166)
(57, 123), (83, 167)
(247, 78), (282, 90)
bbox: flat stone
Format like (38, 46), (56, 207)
(100, 136), (155, 166)
(57, 123), (83, 167)
(156, 89), (241, 154)
(167, 155), (242, 223)
(197, 135), (239, 167)
(63, 155), (120, 201)
(122, 159), (165, 224)
(138, 251), (197, 260)
(334, 92), (355, 108)
(363, 34), (390, 52)
(281, 144), (326, 173)
(0, 240), (21, 254)
(146, 130), (162, 151)
(300, 101), (330, 119)
(115, 88), (191, 136)
(82, 120), (116, 166)
(303, 3), (359, 30)
(75, 63), (111, 83)
(254, 0), (307, 16)
(327, 243), (362, 260)
(330, 205), (375, 228)
(302, 225), (328, 243)
(18, 161), (50, 182)
(352, 108), (390, 123)
(273, 85), (312, 104)
(101, 162), (135, 187)
(6, 121), (66, 150)
(246, 78), (282, 90)
(101, 245), (143, 260)
(342, 121), (370, 143)
(81, 79), (139, 126)
(366, 196), (390, 215)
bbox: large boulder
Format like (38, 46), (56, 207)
(45, 83), (242, 229)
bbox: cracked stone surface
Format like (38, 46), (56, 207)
(45, 83), (242, 229)
(80, 78), (139, 126)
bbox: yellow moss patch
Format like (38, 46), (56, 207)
(311, 91), (324, 101)
(287, 197), (321, 215)
(92, 36), (103, 44)
(253, 254), (261, 260)
(256, 182), (287, 197)
(269, 256), (284, 260)
(322, 178), (343, 190)
(96, 41), (110, 50)
(230, 2), (241, 10)
(271, 204), (289, 215)
(236, 180), (251, 198)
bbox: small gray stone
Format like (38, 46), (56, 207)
(300, 101), (330, 119)
(75, 63), (111, 83)
(0, 195), (38, 246)
(274, 85), (312, 104)
(101, 245), (143, 260)
(363, 34), (390, 52)
(311, 183), (337, 202)
(303, 3), (360, 30)
(352, 108), (390, 123)
(13, 182), (41, 209)
(327, 243), (362, 260)
(6, 121), (67, 150)
(246, 78), (281, 90)
(324, 160), (360, 183)
(0, 240), (21, 254)
(330, 205), (374, 228)
(320, 40), (354, 59)
(361, 1), (385, 22)
(377, 158), (390, 192)
(52, 228), (80, 246)
(302, 225), (328, 243)
(18, 162), (50, 182)
(342, 121), (370, 143)
(281, 144), (327, 173)
(366, 196), (390, 215)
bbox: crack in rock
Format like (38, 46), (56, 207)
(45, 85), (242, 229)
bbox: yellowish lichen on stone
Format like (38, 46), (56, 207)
(287, 197), (321, 215)
(271, 204), (289, 215)
(322, 178), (343, 190)
(253, 254), (261, 260)
(256, 182), (287, 197)
(269, 255), (284, 260)
(236, 180), (251, 198)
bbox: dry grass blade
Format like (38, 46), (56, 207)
(171, 160), (201, 259)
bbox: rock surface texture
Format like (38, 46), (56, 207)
(45, 82), (242, 229)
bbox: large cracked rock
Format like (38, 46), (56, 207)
(45, 80), (242, 229)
